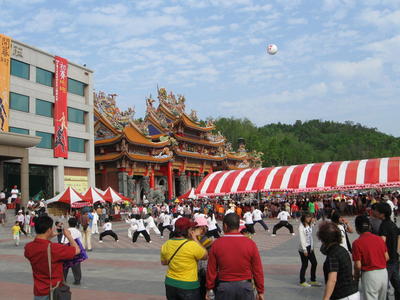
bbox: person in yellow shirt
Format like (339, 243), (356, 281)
(160, 217), (207, 300)
(11, 221), (21, 246)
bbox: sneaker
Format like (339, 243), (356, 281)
(116, 240), (119, 242)
(309, 281), (322, 287)
(300, 282), (311, 287)
(271, 234), (276, 237)
(292, 233), (296, 236)
(73, 281), (80, 285)
(160, 236), (164, 239)
(149, 241), (152, 243)
(99, 240), (103, 243)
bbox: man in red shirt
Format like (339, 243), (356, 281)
(25, 215), (80, 299)
(206, 213), (264, 300)
(352, 215), (389, 300)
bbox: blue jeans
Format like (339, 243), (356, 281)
(34, 296), (49, 300)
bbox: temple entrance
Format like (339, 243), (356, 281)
(174, 176), (181, 198)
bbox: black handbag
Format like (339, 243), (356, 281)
(48, 244), (72, 300)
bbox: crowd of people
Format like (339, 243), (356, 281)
(1, 187), (399, 299)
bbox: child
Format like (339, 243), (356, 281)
(11, 221), (21, 246)
(99, 218), (118, 242)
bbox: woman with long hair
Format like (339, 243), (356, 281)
(298, 213), (320, 287)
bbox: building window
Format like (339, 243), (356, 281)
(11, 59), (30, 80)
(68, 107), (85, 124)
(9, 127), (29, 135)
(36, 67), (53, 87)
(68, 137), (85, 153)
(10, 92), (29, 112)
(68, 78), (85, 96)
(36, 131), (53, 149)
(36, 99), (53, 117)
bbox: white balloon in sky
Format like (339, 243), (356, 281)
(267, 44), (278, 55)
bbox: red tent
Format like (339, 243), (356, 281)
(195, 157), (400, 196)
(45, 187), (91, 208)
(102, 187), (131, 203)
(82, 187), (106, 204)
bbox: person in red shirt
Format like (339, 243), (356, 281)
(25, 215), (80, 299)
(206, 213), (264, 300)
(352, 215), (389, 300)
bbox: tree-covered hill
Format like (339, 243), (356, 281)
(215, 118), (400, 167)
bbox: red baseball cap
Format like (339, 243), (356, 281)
(175, 217), (197, 231)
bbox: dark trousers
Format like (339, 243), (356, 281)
(387, 261), (400, 300)
(63, 263), (81, 283)
(160, 225), (173, 237)
(215, 281), (254, 300)
(132, 230), (151, 243)
(272, 221), (293, 234)
(206, 229), (220, 238)
(18, 221), (27, 235)
(245, 224), (255, 234)
(253, 219), (269, 230)
(165, 284), (200, 300)
(299, 246), (317, 283)
(99, 230), (118, 241)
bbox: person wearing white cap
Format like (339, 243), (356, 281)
(16, 210), (27, 236)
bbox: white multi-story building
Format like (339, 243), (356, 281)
(0, 38), (94, 205)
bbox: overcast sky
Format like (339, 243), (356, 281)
(1, 0), (399, 136)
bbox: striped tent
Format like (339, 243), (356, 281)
(195, 157), (400, 196)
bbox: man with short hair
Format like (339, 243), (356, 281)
(25, 215), (80, 300)
(206, 213), (264, 300)
(352, 215), (388, 300)
(376, 202), (400, 300)
(80, 211), (92, 251)
(252, 206), (269, 231)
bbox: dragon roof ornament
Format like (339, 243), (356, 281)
(94, 91), (135, 130)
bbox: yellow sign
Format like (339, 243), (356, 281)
(0, 34), (11, 132)
(64, 175), (88, 193)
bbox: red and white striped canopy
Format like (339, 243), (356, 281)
(82, 187), (105, 204)
(103, 187), (131, 203)
(195, 157), (400, 196)
(46, 187), (91, 207)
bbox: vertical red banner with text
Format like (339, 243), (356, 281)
(54, 56), (68, 158)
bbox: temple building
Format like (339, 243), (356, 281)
(94, 88), (262, 202)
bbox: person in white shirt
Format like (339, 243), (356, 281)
(177, 205), (184, 215)
(298, 213), (320, 287)
(252, 206), (269, 231)
(99, 218), (119, 242)
(331, 213), (353, 252)
(384, 195), (397, 222)
(125, 214), (138, 238)
(243, 210), (255, 234)
(61, 217), (83, 285)
(27, 200), (35, 211)
(272, 209), (294, 236)
(24, 211), (31, 235)
(16, 210), (27, 236)
(206, 211), (220, 238)
(145, 213), (160, 235)
(10, 186), (18, 200)
(0, 202), (6, 225)
(132, 215), (151, 243)
(171, 213), (182, 231)
(91, 209), (99, 234)
(159, 212), (173, 238)
(225, 207), (235, 216)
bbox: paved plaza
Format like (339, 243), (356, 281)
(0, 217), (331, 300)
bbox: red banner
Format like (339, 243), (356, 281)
(54, 56), (68, 158)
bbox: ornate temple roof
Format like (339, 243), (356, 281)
(93, 89), (263, 169)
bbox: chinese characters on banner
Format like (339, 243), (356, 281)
(54, 56), (68, 158)
(0, 34), (11, 132)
